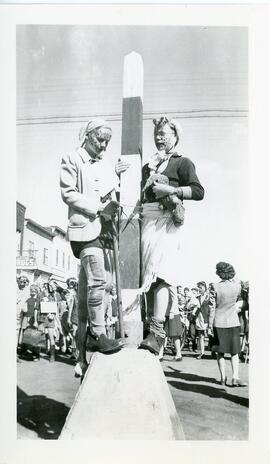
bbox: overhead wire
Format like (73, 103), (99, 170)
(16, 108), (248, 126)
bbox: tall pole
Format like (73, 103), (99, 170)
(119, 51), (143, 336)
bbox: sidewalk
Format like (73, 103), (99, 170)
(17, 348), (248, 440)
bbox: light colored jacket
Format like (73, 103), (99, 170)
(60, 147), (117, 242)
(212, 279), (241, 328)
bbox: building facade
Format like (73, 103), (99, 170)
(16, 202), (79, 287)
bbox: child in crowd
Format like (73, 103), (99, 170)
(163, 288), (184, 361)
(20, 284), (41, 361)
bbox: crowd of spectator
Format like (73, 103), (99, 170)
(16, 275), (79, 363)
(16, 269), (249, 382)
(161, 278), (249, 368)
(16, 275), (120, 364)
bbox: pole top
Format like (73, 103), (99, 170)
(123, 51), (143, 100)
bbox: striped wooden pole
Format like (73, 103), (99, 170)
(118, 51), (143, 342)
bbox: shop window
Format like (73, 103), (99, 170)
(43, 248), (48, 265)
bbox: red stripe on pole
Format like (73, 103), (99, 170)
(121, 97), (143, 156)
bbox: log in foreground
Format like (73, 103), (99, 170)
(60, 348), (185, 440)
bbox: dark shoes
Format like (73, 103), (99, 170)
(216, 376), (227, 386)
(88, 333), (125, 354)
(192, 342), (197, 352)
(197, 354), (205, 360)
(139, 332), (164, 355)
(74, 361), (88, 378)
(215, 377), (247, 387)
(32, 347), (40, 362)
(232, 378), (247, 387)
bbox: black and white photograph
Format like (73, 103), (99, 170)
(16, 21), (250, 441)
(1, 3), (270, 462)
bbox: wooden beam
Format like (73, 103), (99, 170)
(119, 53), (143, 327)
(60, 349), (185, 439)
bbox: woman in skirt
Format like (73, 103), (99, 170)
(164, 289), (186, 361)
(138, 116), (204, 356)
(209, 262), (247, 387)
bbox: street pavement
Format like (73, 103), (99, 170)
(17, 347), (248, 440)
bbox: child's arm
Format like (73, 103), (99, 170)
(33, 298), (40, 328)
(33, 310), (38, 328)
(67, 293), (74, 325)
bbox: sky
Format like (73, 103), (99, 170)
(16, 25), (249, 285)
